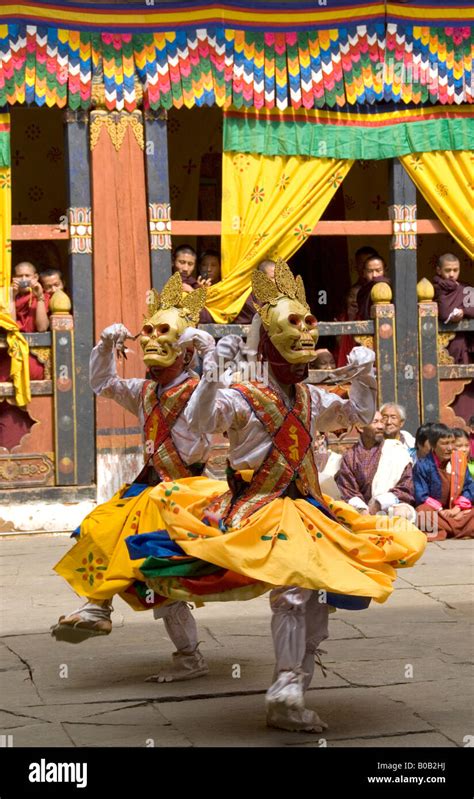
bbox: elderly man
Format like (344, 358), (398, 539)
(336, 410), (415, 520)
(381, 403), (415, 457)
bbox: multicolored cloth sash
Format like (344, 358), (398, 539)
(141, 377), (198, 482)
(449, 450), (468, 508)
(205, 381), (323, 527)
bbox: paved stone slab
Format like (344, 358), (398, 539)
(4, 722), (75, 747)
(336, 590), (457, 638)
(1, 671), (42, 707)
(325, 635), (428, 663)
(377, 679), (473, 748)
(317, 732), (456, 748)
(0, 708), (49, 729)
(420, 585), (473, 618)
(330, 656), (472, 688)
(63, 720), (188, 747)
(399, 545), (473, 588)
(0, 642), (28, 671)
(0, 558), (20, 576)
(155, 688), (431, 747)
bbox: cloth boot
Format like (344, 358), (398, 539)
(147, 601), (209, 682)
(266, 586), (329, 732)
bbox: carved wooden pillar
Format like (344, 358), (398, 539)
(65, 108), (95, 486)
(417, 278), (440, 423)
(389, 159), (419, 432)
(90, 79), (151, 500)
(371, 281), (397, 408)
(144, 109), (172, 292)
(50, 290), (77, 485)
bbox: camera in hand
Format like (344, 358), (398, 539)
(18, 279), (31, 289)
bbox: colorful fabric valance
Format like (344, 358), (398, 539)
(1, 2), (473, 31)
(0, 22), (471, 111)
(223, 106), (474, 160)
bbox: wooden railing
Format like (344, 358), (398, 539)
(0, 293), (79, 491)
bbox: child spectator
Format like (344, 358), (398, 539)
(414, 423), (474, 539)
(39, 268), (64, 297)
(413, 422), (434, 463)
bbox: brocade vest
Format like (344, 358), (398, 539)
(206, 380), (324, 527)
(140, 377), (199, 482)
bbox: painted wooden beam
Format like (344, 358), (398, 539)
(12, 218), (446, 240)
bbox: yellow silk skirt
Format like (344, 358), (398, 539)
(53, 477), (224, 610)
(147, 480), (427, 605)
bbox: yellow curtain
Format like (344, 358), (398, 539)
(400, 150), (474, 259)
(0, 111), (30, 405)
(0, 115), (11, 311)
(205, 153), (353, 323)
(0, 311), (31, 406)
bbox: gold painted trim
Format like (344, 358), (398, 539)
(90, 110), (144, 152)
(438, 332), (455, 365)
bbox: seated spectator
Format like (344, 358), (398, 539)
(452, 427), (470, 458)
(39, 268), (65, 297)
(309, 348), (350, 400)
(313, 432), (342, 499)
(198, 250), (221, 285)
(412, 422), (434, 464)
(231, 259), (276, 324)
(335, 410), (415, 520)
(433, 253), (474, 422)
(311, 349), (336, 370)
(414, 423), (474, 539)
(357, 255), (390, 320)
(381, 402), (415, 455)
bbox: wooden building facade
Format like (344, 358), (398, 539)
(0, 1), (472, 516)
